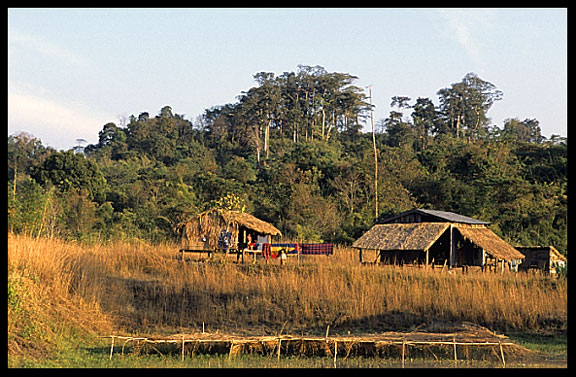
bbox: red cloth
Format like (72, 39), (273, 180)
(262, 243), (279, 260)
(299, 243), (333, 255)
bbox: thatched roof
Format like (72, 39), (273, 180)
(175, 209), (282, 249)
(547, 246), (566, 262)
(353, 222), (525, 262)
(456, 226), (525, 261)
(227, 211), (282, 236)
(352, 223), (450, 251)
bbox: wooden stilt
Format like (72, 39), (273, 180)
(277, 338), (281, 360)
(333, 341), (337, 368)
(402, 340), (405, 368)
(181, 335), (185, 362)
(228, 341), (235, 359)
(499, 341), (506, 368)
(453, 336), (458, 365)
(109, 336), (115, 360)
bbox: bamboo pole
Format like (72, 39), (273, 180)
(333, 341), (337, 368)
(109, 336), (115, 360)
(181, 335), (185, 362)
(499, 341), (506, 368)
(368, 86), (378, 220)
(453, 336), (458, 365)
(228, 341), (235, 359)
(402, 340), (406, 368)
(277, 338), (282, 360)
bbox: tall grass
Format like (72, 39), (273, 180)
(8, 233), (567, 356)
(7, 233), (114, 357)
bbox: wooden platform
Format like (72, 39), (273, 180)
(102, 326), (532, 367)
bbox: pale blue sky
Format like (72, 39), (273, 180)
(8, 8), (567, 150)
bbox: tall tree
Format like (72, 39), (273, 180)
(437, 73), (502, 141)
(502, 118), (544, 144)
(411, 97), (440, 149)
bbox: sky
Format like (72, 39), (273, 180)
(8, 8), (567, 150)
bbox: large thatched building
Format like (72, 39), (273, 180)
(353, 209), (525, 271)
(175, 209), (282, 251)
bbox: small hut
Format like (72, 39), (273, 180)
(175, 209), (282, 252)
(353, 208), (525, 271)
(516, 246), (567, 274)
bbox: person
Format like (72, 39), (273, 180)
(280, 248), (287, 265)
(246, 234), (254, 250)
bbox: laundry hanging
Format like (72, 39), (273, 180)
(299, 243), (334, 255)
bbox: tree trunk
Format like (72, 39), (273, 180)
(264, 119), (271, 159)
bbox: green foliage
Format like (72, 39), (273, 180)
(30, 150), (106, 201)
(6, 67), (567, 255)
(8, 178), (51, 237)
(213, 193), (246, 213)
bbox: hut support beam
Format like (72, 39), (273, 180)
(449, 224), (457, 267)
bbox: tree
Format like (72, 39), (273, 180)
(437, 73), (502, 141)
(8, 178), (51, 238)
(8, 132), (54, 195)
(383, 97), (418, 150)
(502, 118), (544, 143)
(411, 97), (440, 149)
(57, 188), (97, 241)
(85, 122), (129, 159)
(30, 150), (106, 202)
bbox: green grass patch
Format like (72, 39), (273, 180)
(508, 331), (567, 355)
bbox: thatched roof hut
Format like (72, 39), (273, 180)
(175, 209), (282, 250)
(353, 209), (524, 268)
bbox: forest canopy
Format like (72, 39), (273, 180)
(7, 66), (567, 255)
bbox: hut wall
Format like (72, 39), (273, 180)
(516, 247), (565, 273)
(455, 238), (484, 267)
(427, 228), (451, 265)
(380, 250), (424, 265)
(388, 213), (426, 224)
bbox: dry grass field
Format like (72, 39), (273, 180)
(8, 233), (567, 366)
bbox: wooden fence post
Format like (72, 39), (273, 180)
(453, 336), (458, 365)
(181, 335), (185, 362)
(333, 341), (337, 368)
(277, 338), (282, 360)
(499, 341), (506, 368)
(401, 340), (406, 368)
(109, 336), (115, 360)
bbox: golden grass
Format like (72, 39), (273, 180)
(8, 233), (567, 355)
(7, 234), (114, 357)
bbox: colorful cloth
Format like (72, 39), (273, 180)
(262, 243), (275, 260)
(262, 243), (333, 259)
(270, 243), (299, 255)
(217, 230), (232, 251)
(262, 243), (298, 260)
(299, 243), (333, 255)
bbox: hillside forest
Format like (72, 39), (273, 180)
(7, 65), (567, 256)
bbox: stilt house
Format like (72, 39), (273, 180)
(352, 208), (525, 271)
